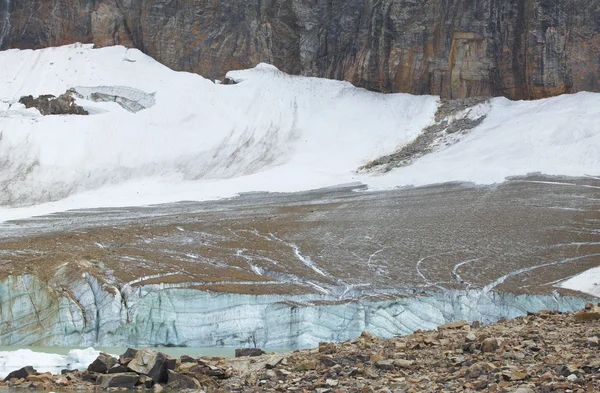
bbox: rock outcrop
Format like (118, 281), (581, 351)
(1, 0), (599, 99)
(19, 91), (88, 116)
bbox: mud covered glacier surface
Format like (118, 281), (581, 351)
(0, 179), (598, 348)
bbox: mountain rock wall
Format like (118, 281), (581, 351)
(0, 1), (599, 98)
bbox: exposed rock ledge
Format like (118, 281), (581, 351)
(18, 91), (88, 116)
(3, 305), (600, 392)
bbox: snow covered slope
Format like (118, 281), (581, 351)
(369, 93), (600, 187)
(0, 44), (599, 218)
(0, 43), (436, 216)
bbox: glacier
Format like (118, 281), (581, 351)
(0, 44), (598, 350)
(0, 271), (592, 348)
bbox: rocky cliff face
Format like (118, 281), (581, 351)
(0, 1), (599, 98)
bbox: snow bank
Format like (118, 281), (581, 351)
(0, 347), (101, 378)
(369, 93), (600, 187)
(559, 267), (600, 297)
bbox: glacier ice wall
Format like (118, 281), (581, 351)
(0, 272), (591, 348)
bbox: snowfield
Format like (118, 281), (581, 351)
(0, 44), (598, 222)
(0, 43), (436, 218)
(0, 44), (600, 220)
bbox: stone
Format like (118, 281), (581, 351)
(4, 366), (37, 381)
(369, 354), (382, 363)
(235, 348), (265, 357)
(326, 379), (339, 387)
(319, 342), (337, 354)
(295, 359), (317, 371)
(127, 349), (169, 383)
(96, 372), (140, 388)
(179, 355), (198, 364)
(166, 370), (201, 390)
(465, 333), (478, 342)
(374, 360), (395, 370)
(575, 311), (600, 322)
(510, 371), (528, 381)
(481, 338), (499, 353)
(393, 359), (414, 368)
(165, 356), (179, 370)
(439, 320), (470, 330)
(265, 356), (284, 369)
(138, 374), (155, 388)
(466, 363), (483, 378)
(512, 389), (535, 393)
(119, 348), (139, 365)
(87, 352), (118, 374)
(107, 364), (128, 374)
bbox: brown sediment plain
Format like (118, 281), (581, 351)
(0, 175), (598, 298)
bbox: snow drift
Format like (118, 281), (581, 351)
(0, 43), (598, 217)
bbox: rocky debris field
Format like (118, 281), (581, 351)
(359, 97), (489, 173)
(3, 305), (600, 392)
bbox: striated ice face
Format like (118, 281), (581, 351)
(0, 273), (591, 348)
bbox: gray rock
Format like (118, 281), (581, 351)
(87, 352), (118, 374)
(481, 338), (499, 353)
(19, 91), (88, 116)
(4, 366), (36, 381)
(127, 349), (169, 383)
(235, 348), (265, 357)
(96, 372), (140, 388)
(165, 370), (201, 390)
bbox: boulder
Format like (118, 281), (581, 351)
(481, 338), (499, 353)
(119, 348), (138, 366)
(575, 311), (600, 322)
(87, 352), (118, 374)
(127, 349), (168, 383)
(234, 348), (265, 357)
(179, 355), (199, 364)
(4, 366), (37, 381)
(138, 374), (155, 388)
(438, 320), (470, 330)
(107, 364), (128, 374)
(96, 372), (140, 388)
(374, 360), (395, 370)
(265, 356), (284, 369)
(393, 359), (414, 368)
(166, 370), (201, 390)
(166, 356), (179, 370)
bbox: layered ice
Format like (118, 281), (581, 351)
(0, 273), (592, 348)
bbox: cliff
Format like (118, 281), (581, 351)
(0, 0), (599, 100)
